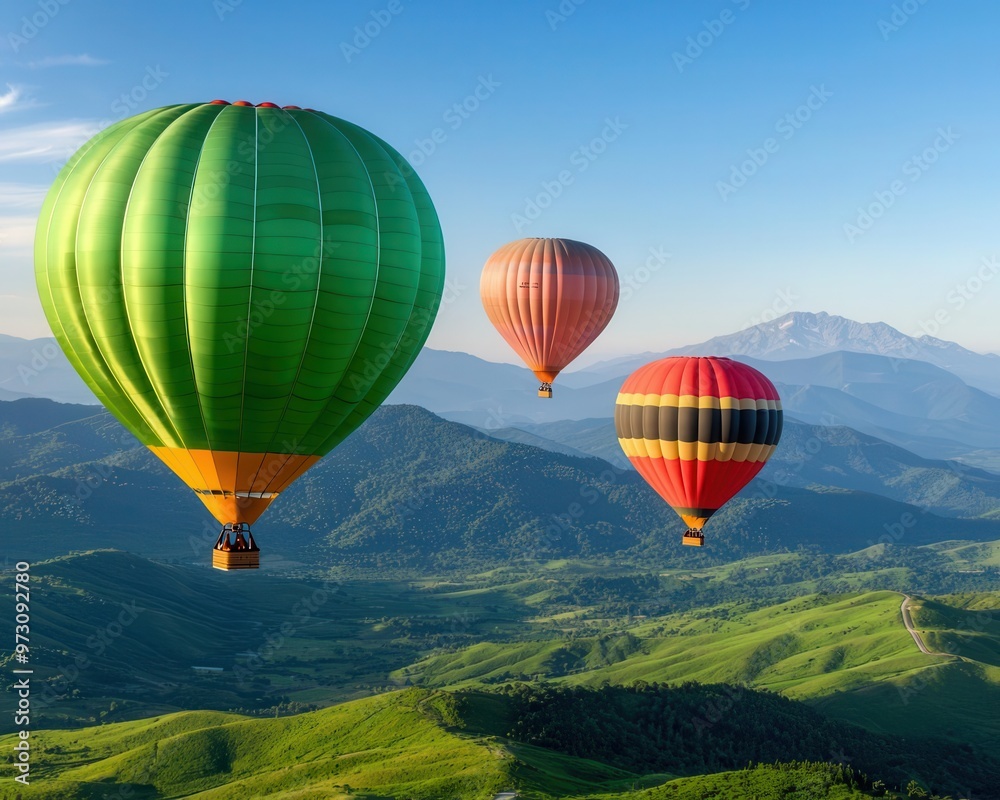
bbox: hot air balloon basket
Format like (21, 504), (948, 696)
(213, 549), (260, 570)
(213, 524), (260, 570)
(682, 531), (705, 547)
(538, 385), (553, 399)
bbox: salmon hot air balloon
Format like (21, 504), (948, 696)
(615, 357), (782, 547)
(35, 100), (444, 570)
(480, 238), (618, 398)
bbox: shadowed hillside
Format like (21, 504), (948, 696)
(1, 685), (993, 799)
(4, 400), (1000, 572)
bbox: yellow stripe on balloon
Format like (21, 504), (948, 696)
(617, 438), (776, 463)
(615, 394), (782, 411)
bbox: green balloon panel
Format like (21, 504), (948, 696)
(35, 102), (445, 458)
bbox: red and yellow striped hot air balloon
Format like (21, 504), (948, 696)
(480, 238), (619, 398)
(615, 357), (782, 546)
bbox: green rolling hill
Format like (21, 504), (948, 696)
(397, 590), (1000, 755)
(0, 690), (512, 800)
(4, 549), (1000, 741)
(0, 550), (538, 730)
(600, 763), (879, 799)
(1, 685), (991, 799)
(0, 548), (997, 797)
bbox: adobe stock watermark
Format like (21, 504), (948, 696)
(863, 462), (973, 549)
(511, 116), (628, 233)
(536, 462), (630, 557)
(7, 0), (72, 52)
(109, 65), (169, 118)
(341, 0), (404, 63)
(546, 0), (585, 31)
(344, 279), (463, 397)
(871, 509), (925, 549)
(213, 0), (243, 21)
(51, 65), (170, 176)
(741, 287), (798, 329)
(396, 75), (500, 172)
(233, 580), (342, 687)
(672, 0), (752, 73)
(717, 85), (833, 201)
(13, 340), (62, 389)
(184, 104), (306, 219)
(877, 0), (930, 40)
(842, 126), (959, 243)
(618, 247), (671, 303)
(913, 255), (999, 339)
(33, 601), (145, 708)
(482, 405), (509, 432)
(884, 257), (996, 377)
(753, 412), (838, 502)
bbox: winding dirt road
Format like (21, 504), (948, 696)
(900, 595), (933, 655)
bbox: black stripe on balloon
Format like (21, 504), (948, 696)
(614, 402), (641, 440)
(615, 404), (782, 446)
(672, 506), (719, 517)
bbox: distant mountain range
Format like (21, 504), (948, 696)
(485, 416), (1000, 519)
(388, 350), (1000, 471)
(3, 398), (999, 571)
(383, 313), (1000, 469)
(5, 310), (1000, 468)
(0, 333), (98, 405)
(387, 350), (1000, 467)
(581, 311), (1000, 395)
(9, 309), (998, 401)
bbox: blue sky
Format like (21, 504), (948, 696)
(2, 0), (999, 364)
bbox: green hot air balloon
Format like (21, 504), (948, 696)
(35, 100), (445, 569)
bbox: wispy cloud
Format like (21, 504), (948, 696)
(25, 54), (109, 69)
(0, 120), (101, 163)
(0, 84), (40, 114)
(0, 183), (48, 209)
(0, 215), (38, 250)
(0, 84), (23, 114)
(0, 184), (50, 254)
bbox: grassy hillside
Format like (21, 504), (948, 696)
(2, 685), (988, 799)
(803, 594), (1000, 749)
(399, 592), (928, 694)
(2, 552), (996, 797)
(0, 550), (534, 730)
(910, 596), (1000, 665)
(399, 590), (1000, 754)
(456, 683), (994, 796)
(925, 539), (1000, 568)
(4, 549), (999, 735)
(611, 762), (878, 799)
(0, 690), (512, 799)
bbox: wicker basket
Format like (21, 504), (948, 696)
(212, 548), (260, 570)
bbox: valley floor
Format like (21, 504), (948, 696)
(3, 552), (999, 799)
